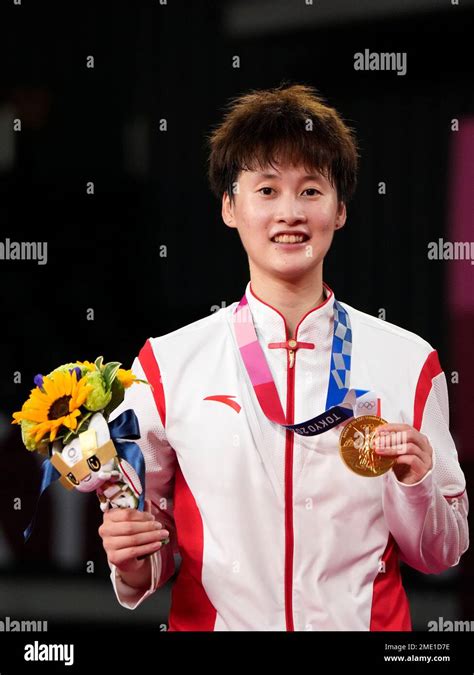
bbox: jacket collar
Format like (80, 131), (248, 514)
(244, 280), (336, 347)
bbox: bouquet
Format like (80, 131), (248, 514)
(12, 357), (149, 540)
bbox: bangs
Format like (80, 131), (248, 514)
(233, 134), (334, 189)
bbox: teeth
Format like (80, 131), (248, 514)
(273, 234), (305, 244)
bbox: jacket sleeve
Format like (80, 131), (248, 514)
(107, 339), (178, 609)
(382, 349), (469, 574)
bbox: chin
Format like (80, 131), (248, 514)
(268, 264), (316, 280)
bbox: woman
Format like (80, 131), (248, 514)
(99, 83), (469, 631)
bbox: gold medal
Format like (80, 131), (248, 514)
(339, 415), (395, 477)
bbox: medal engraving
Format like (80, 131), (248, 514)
(339, 415), (395, 477)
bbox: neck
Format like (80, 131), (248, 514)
(249, 267), (325, 337)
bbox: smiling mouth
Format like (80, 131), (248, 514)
(271, 234), (310, 244)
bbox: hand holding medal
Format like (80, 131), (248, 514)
(339, 417), (433, 483)
(373, 423), (434, 484)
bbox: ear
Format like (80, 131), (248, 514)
(222, 191), (237, 229)
(335, 201), (347, 230)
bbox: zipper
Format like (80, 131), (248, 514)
(284, 333), (296, 631)
(268, 336), (313, 630)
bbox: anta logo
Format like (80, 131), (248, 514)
(203, 395), (241, 413)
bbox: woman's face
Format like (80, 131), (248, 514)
(222, 161), (346, 282)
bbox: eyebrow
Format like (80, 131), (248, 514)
(255, 172), (323, 180)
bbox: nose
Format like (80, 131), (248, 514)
(275, 194), (307, 224)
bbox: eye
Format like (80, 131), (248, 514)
(258, 187), (274, 196)
(87, 455), (101, 472)
(302, 188), (321, 196)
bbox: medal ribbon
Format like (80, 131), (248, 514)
(232, 292), (370, 436)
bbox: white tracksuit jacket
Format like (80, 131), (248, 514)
(108, 281), (469, 631)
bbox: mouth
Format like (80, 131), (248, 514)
(270, 233), (310, 247)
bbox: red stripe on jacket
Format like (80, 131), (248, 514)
(169, 464), (217, 631)
(370, 534), (412, 631)
(138, 339), (217, 631)
(139, 339), (167, 426)
(413, 350), (465, 500)
(413, 350), (442, 431)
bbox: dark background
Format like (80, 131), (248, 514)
(0, 0), (472, 632)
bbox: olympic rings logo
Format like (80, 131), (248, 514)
(357, 401), (375, 409)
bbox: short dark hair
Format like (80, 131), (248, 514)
(206, 82), (359, 205)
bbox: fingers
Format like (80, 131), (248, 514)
(392, 454), (428, 484)
(374, 424), (430, 450)
(393, 454), (426, 476)
(107, 539), (166, 568)
(99, 518), (170, 568)
(99, 518), (164, 538)
(106, 527), (169, 553)
(374, 427), (432, 466)
(376, 438), (426, 461)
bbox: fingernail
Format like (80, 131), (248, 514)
(154, 522), (163, 529)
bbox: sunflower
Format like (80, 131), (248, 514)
(116, 368), (138, 389)
(12, 370), (93, 443)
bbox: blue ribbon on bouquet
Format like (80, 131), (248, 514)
(23, 410), (146, 542)
(109, 410), (146, 512)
